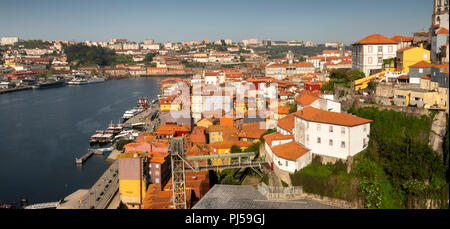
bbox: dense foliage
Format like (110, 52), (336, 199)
(64, 44), (133, 66)
(349, 107), (448, 208)
(254, 45), (351, 60)
(322, 69), (365, 91)
(291, 107), (449, 208)
(15, 40), (50, 49)
(115, 139), (134, 151)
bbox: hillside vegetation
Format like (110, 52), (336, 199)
(291, 107), (449, 208)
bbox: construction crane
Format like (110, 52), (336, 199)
(168, 137), (267, 209)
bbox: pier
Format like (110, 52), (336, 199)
(75, 148), (112, 165)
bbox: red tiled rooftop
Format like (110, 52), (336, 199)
(277, 114), (295, 132)
(263, 132), (293, 146)
(271, 141), (310, 161)
(294, 106), (372, 127)
(353, 34), (397, 45)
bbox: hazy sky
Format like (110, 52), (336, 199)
(0, 0), (433, 45)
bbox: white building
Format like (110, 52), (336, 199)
(293, 107), (372, 160)
(352, 34), (398, 76)
(295, 91), (341, 113)
(1, 37), (19, 46)
(141, 44), (160, 50)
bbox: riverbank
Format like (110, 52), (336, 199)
(0, 78), (162, 205)
(0, 86), (32, 94)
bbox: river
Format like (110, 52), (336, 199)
(0, 77), (165, 205)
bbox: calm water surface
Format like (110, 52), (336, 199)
(0, 77), (164, 204)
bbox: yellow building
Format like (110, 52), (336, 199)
(206, 125), (238, 143)
(117, 153), (149, 209)
(209, 141), (252, 165)
(396, 44), (430, 73)
(159, 97), (181, 112)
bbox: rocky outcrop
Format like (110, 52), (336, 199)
(429, 111), (447, 156)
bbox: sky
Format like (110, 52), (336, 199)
(0, 0), (433, 45)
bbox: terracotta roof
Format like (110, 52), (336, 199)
(390, 35), (413, 42)
(271, 141), (310, 161)
(295, 91), (320, 106)
(209, 141), (253, 149)
(206, 125), (237, 133)
(433, 63), (449, 69)
(238, 123), (267, 139)
(396, 46), (416, 53)
(397, 75), (409, 80)
(263, 132), (293, 146)
(437, 28), (449, 35)
(189, 126), (206, 144)
(277, 114), (295, 132)
(294, 107), (372, 127)
(409, 61), (433, 68)
(421, 75), (431, 79)
(444, 70), (449, 74)
(353, 34), (397, 45)
(277, 106), (290, 114)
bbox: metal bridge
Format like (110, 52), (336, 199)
(169, 137), (268, 209)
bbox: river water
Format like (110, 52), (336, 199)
(0, 77), (164, 205)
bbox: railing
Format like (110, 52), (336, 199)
(258, 182), (303, 197)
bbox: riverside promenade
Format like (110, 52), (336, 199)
(59, 100), (161, 209)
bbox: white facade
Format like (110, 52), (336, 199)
(1, 37), (19, 45)
(352, 43), (398, 76)
(294, 117), (370, 160)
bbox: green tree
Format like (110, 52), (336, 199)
(288, 103), (297, 113)
(230, 145), (241, 154)
(144, 53), (156, 63)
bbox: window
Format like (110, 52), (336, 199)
(423, 53), (428, 60)
(378, 46), (382, 53)
(285, 161), (288, 166)
(368, 57), (372, 64)
(317, 137), (321, 144)
(378, 57), (383, 64)
(306, 135), (309, 143)
(341, 141), (346, 148)
(329, 126), (333, 132)
(155, 171), (160, 176)
(419, 68), (423, 73)
(364, 125), (367, 132)
(329, 139), (333, 146)
(363, 138), (367, 147)
(155, 178), (160, 184)
(388, 46), (393, 53)
(156, 164), (159, 169)
(307, 122), (309, 129)
(317, 124), (321, 131)
(368, 46), (373, 53)
(341, 127), (346, 134)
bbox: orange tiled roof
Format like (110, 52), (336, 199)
(263, 132), (293, 146)
(277, 106), (290, 114)
(433, 63), (449, 69)
(409, 61), (433, 68)
(206, 125), (237, 133)
(353, 34), (397, 45)
(277, 114), (295, 132)
(238, 123), (267, 139)
(396, 46), (416, 53)
(295, 91), (320, 106)
(421, 75), (431, 79)
(271, 141), (310, 161)
(294, 106), (372, 127)
(390, 35), (413, 43)
(437, 28), (449, 35)
(209, 141), (253, 149)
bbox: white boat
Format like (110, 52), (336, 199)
(68, 78), (88, 85)
(122, 107), (144, 121)
(87, 77), (105, 84)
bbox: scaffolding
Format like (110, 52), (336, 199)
(168, 137), (268, 209)
(169, 137), (187, 209)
